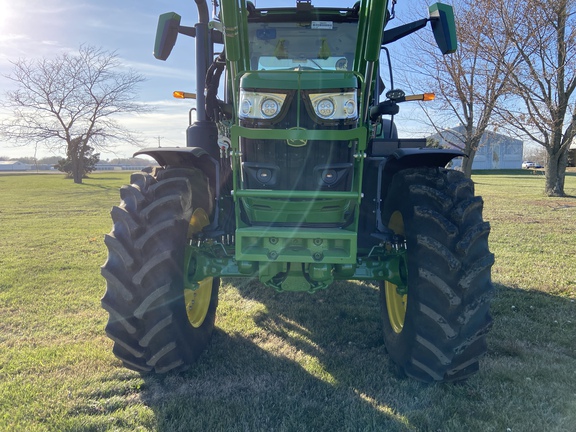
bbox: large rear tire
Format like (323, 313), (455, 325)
(380, 167), (494, 382)
(101, 167), (219, 373)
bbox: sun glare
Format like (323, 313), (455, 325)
(0, 0), (16, 31)
(0, 1), (8, 29)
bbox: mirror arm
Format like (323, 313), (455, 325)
(381, 18), (429, 45)
(179, 26), (196, 37)
(173, 24), (222, 44)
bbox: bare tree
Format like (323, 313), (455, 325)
(494, 0), (576, 196)
(404, 0), (519, 177)
(0, 45), (147, 183)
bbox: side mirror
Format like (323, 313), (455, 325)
(429, 3), (457, 54)
(154, 12), (182, 60)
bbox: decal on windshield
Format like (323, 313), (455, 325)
(311, 21), (333, 30)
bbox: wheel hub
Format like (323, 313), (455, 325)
(185, 208), (213, 328)
(386, 211), (407, 333)
(185, 278), (213, 328)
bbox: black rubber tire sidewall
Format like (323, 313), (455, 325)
(101, 167), (219, 373)
(379, 167), (494, 383)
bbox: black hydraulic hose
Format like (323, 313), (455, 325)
(206, 52), (226, 121)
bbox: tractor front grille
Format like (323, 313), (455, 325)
(240, 91), (355, 192)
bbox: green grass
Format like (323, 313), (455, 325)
(0, 170), (575, 431)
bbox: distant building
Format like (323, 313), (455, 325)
(95, 161), (152, 171)
(429, 126), (524, 170)
(569, 142), (576, 167)
(0, 161), (32, 171)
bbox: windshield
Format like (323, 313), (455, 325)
(247, 21), (358, 71)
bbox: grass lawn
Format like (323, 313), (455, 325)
(0, 169), (575, 431)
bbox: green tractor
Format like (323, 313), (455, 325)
(101, 0), (494, 383)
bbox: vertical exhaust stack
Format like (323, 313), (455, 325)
(193, 0), (210, 122)
(187, 0), (219, 158)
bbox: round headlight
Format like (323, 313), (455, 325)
(343, 99), (356, 117)
(261, 98), (280, 118)
(316, 98), (335, 119)
(240, 99), (252, 116)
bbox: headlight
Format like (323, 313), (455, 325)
(238, 91), (287, 120)
(309, 91), (358, 120)
(261, 98), (280, 118)
(316, 98), (335, 118)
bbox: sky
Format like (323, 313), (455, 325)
(0, 0), (429, 160)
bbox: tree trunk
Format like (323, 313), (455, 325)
(545, 149), (567, 197)
(73, 164), (83, 184)
(461, 148), (477, 178)
(68, 136), (85, 184)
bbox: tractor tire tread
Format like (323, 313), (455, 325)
(101, 168), (219, 374)
(380, 167), (494, 383)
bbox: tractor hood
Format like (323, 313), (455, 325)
(239, 70), (358, 91)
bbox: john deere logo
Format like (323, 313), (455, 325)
(287, 127), (308, 147)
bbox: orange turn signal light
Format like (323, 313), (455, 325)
(173, 91), (196, 99)
(405, 93), (436, 102)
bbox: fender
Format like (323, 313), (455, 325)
(134, 146), (220, 191)
(373, 147), (465, 233)
(135, 146), (222, 234)
(378, 147), (466, 201)
(134, 147), (225, 195)
(134, 146), (212, 168)
(382, 148), (464, 175)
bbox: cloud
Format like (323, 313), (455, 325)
(121, 59), (196, 81)
(0, 34), (29, 43)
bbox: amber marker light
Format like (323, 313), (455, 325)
(173, 91), (196, 99)
(405, 93), (436, 102)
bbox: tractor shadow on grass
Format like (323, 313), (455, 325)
(136, 279), (441, 431)
(80, 176), (127, 191)
(134, 280), (575, 431)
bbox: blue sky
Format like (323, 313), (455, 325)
(0, 0), (428, 160)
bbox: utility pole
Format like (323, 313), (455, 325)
(157, 136), (163, 148)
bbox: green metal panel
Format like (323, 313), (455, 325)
(239, 196), (355, 225)
(240, 71), (358, 91)
(184, 241), (407, 292)
(353, 1), (389, 70)
(364, 1), (388, 62)
(232, 125), (366, 144)
(233, 190), (358, 199)
(353, 1), (368, 71)
(221, 0), (241, 61)
(235, 226), (358, 264)
(238, 0), (251, 73)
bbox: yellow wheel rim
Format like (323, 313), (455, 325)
(385, 281), (407, 333)
(185, 277), (213, 328)
(188, 208), (210, 238)
(185, 208), (213, 328)
(386, 211), (407, 333)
